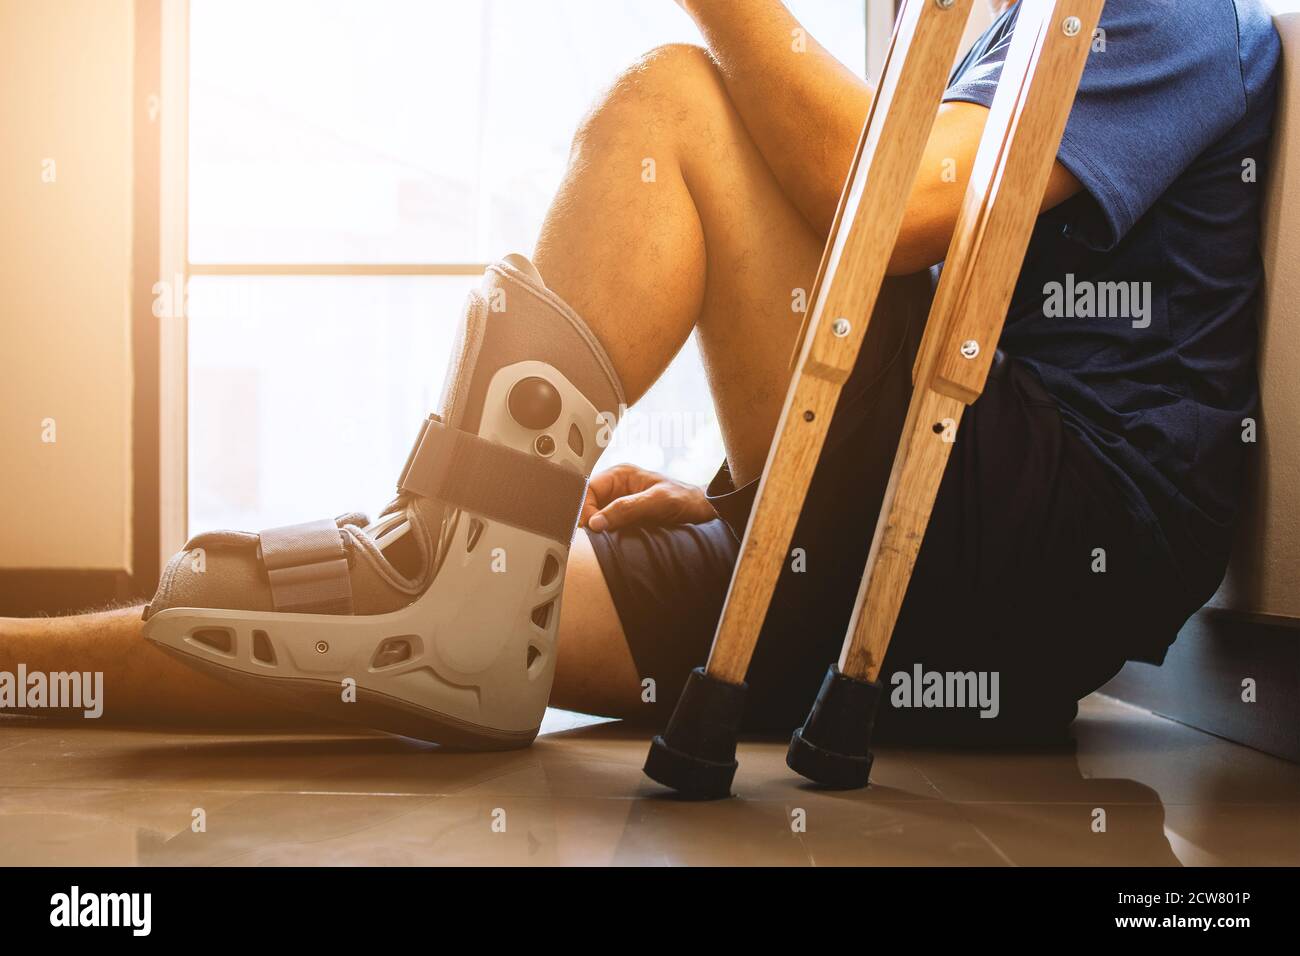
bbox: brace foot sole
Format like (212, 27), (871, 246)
(151, 639), (537, 751)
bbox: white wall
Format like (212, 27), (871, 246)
(0, 0), (135, 570)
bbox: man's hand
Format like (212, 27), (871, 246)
(583, 464), (717, 532)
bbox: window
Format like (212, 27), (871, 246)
(181, 1), (867, 535)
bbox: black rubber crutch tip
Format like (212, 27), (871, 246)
(643, 666), (747, 800)
(786, 665), (883, 789)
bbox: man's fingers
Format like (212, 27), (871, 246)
(585, 470), (619, 506)
(587, 464), (645, 507)
(587, 490), (665, 532)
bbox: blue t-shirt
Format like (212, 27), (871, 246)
(945, 0), (1281, 625)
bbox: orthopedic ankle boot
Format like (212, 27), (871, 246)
(144, 255), (624, 748)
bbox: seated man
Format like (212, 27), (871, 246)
(1, 0), (1281, 745)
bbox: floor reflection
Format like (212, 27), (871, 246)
(0, 695), (1295, 866)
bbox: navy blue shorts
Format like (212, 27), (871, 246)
(588, 279), (1181, 742)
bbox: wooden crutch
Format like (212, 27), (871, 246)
(643, 0), (978, 800)
(786, 0), (1106, 789)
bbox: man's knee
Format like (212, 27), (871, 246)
(626, 43), (720, 93)
(573, 43), (723, 146)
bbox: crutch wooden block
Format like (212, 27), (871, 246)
(643, 0), (978, 800)
(788, 0), (1106, 789)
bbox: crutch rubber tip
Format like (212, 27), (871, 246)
(786, 665), (883, 789)
(643, 667), (746, 800)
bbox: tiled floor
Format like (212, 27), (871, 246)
(0, 695), (1296, 866)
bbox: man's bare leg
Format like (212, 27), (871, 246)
(536, 44), (827, 485)
(1, 45), (837, 726)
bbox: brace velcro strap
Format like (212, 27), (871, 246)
(258, 518), (355, 614)
(399, 417), (588, 543)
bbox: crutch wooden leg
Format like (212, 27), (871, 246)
(787, 0), (1106, 789)
(642, 0), (977, 800)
